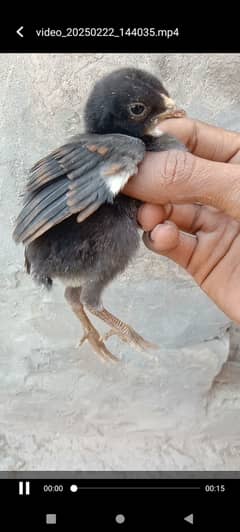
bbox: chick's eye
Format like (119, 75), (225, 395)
(129, 102), (147, 117)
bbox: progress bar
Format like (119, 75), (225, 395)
(70, 485), (201, 491)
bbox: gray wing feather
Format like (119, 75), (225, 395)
(13, 133), (145, 245)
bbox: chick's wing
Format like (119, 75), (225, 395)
(13, 134), (145, 245)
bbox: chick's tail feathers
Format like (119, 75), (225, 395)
(24, 249), (31, 274)
(24, 249), (53, 289)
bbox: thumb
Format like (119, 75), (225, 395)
(124, 150), (240, 221)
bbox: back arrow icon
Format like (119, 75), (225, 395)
(16, 26), (24, 38)
(184, 513), (194, 525)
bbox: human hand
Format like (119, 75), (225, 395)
(124, 118), (240, 219)
(138, 202), (240, 323)
(123, 118), (240, 322)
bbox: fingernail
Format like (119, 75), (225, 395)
(149, 224), (163, 242)
(147, 230), (154, 242)
(163, 220), (175, 226)
(149, 222), (173, 241)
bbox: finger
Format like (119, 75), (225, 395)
(138, 203), (225, 234)
(124, 150), (240, 221)
(159, 117), (240, 163)
(137, 203), (172, 231)
(143, 222), (197, 270)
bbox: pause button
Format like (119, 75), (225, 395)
(18, 481), (30, 495)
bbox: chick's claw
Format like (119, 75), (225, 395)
(78, 329), (118, 362)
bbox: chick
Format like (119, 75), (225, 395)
(13, 68), (186, 361)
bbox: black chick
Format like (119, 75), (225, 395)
(13, 68), (186, 362)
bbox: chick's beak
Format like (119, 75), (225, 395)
(146, 94), (186, 137)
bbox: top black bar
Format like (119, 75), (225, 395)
(0, 23), (239, 53)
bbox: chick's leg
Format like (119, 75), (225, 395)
(64, 287), (118, 362)
(86, 305), (157, 352)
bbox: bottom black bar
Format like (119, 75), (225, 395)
(0, 478), (238, 529)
